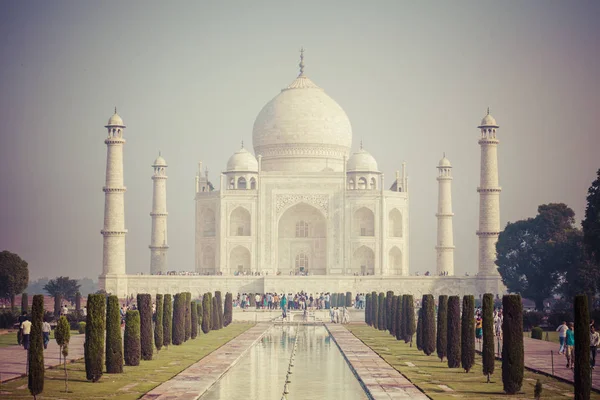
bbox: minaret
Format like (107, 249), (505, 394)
(436, 154), (455, 276)
(101, 108), (127, 276)
(149, 153), (169, 274)
(477, 109), (501, 275)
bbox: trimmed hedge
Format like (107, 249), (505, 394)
(378, 292), (386, 330)
(197, 299), (203, 331)
(202, 293), (211, 334)
(447, 295), (461, 368)
(224, 293), (233, 327)
(84, 294), (105, 382)
(422, 294), (436, 356)
(172, 293), (185, 345)
(78, 321), (86, 334)
(531, 327), (543, 340)
(365, 293), (371, 325)
(105, 295), (123, 373)
(28, 294), (44, 397)
(346, 292), (352, 307)
(574, 295), (591, 400)
(437, 295), (448, 361)
(461, 295), (475, 372)
(416, 307), (423, 351)
(390, 295), (398, 336)
(404, 295), (415, 343)
(184, 292), (192, 341)
(137, 294), (153, 360)
(386, 291), (394, 332)
(190, 302), (198, 339)
(395, 295), (403, 341)
(155, 294), (163, 351)
(124, 310), (141, 366)
(502, 294), (524, 394)
(211, 297), (218, 330)
(162, 294), (172, 347)
(482, 293), (495, 380)
(55, 315), (70, 352)
(21, 292), (28, 314)
(215, 291), (223, 330)
(371, 291), (378, 329)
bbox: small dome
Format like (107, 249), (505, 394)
(107, 109), (124, 126)
(438, 156), (451, 167)
(153, 155), (167, 166)
(227, 147), (258, 172)
(478, 109), (498, 128)
(347, 148), (378, 172)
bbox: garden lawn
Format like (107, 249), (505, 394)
(525, 330), (559, 344)
(0, 330), (81, 348)
(1, 323), (253, 399)
(348, 325), (599, 400)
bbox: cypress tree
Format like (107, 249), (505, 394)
(84, 294), (105, 382)
(202, 292), (211, 334)
(21, 292), (28, 313)
(501, 294), (524, 394)
(574, 295), (591, 400)
(346, 292), (352, 307)
(137, 293), (153, 360)
(190, 301), (198, 339)
(365, 293), (371, 325)
(386, 291), (394, 332)
(447, 295), (461, 368)
(224, 293), (233, 327)
(184, 292), (192, 340)
(396, 295), (403, 340)
(416, 307), (423, 351)
(75, 291), (81, 313)
(197, 298), (203, 331)
(124, 310), (141, 366)
(105, 295), (123, 373)
(378, 292), (385, 330)
(461, 295), (475, 372)
(162, 294), (172, 347)
(371, 291), (379, 329)
(482, 293), (495, 381)
(437, 295), (448, 361)
(155, 294), (163, 351)
(215, 291), (224, 329)
(172, 293), (185, 345)
(422, 294), (436, 356)
(55, 315), (70, 391)
(404, 295), (416, 343)
(390, 295), (398, 336)
(28, 294), (44, 398)
(211, 297), (219, 330)
(54, 294), (62, 317)
(249, 293), (255, 307)
(332, 293), (338, 308)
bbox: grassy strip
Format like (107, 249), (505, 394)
(348, 325), (599, 400)
(525, 330), (559, 344)
(0, 330), (81, 348)
(1, 323), (253, 399)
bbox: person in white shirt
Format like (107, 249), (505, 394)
(20, 318), (32, 350)
(591, 326), (599, 369)
(556, 321), (568, 355)
(42, 319), (51, 349)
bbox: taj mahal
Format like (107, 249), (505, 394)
(98, 51), (505, 298)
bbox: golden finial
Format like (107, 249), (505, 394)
(487, 107), (490, 115)
(114, 106), (117, 114)
(299, 47), (305, 77)
(241, 140), (244, 149)
(360, 139), (363, 150)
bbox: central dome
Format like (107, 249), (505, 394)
(252, 69), (353, 172)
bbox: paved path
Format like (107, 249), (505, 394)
(0, 334), (85, 382)
(141, 323), (271, 400)
(326, 324), (428, 399)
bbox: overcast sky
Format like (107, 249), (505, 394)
(1, 1), (598, 281)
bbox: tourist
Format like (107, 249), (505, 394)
(342, 307), (350, 324)
(280, 294), (287, 319)
(494, 311), (503, 340)
(62, 304), (68, 315)
(20, 316), (32, 350)
(556, 321), (568, 355)
(565, 322), (575, 370)
(325, 293), (330, 309)
(330, 307), (335, 323)
(591, 326), (599, 369)
(255, 293), (261, 310)
(42, 318), (51, 349)
(475, 316), (483, 344)
(17, 311), (28, 345)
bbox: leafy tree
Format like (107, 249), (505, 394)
(211, 297), (219, 330)
(201, 293), (211, 334)
(501, 294), (524, 394)
(436, 295), (448, 361)
(404, 295), (415, 343)
(190, 301), (198, 339)
(496, 203), (576, 311)
(184, 292), (192, 340)
(378, 292), (385, 330)
(105, 295), (123, 373)
(574, 295), (591, 400)
(155, 294), (163, 351)
(21, 292), (28, 313)
(422, 294), (436, 356)
(482, 293), (495, 382)
(162, 294), (172, 347)
(137, 294), (153, 360)
(224, 293), (233, 327)
(0, 250), (29, 310)
(215, 291), (223, 330)
(55, 315), (70, 391)
(44, 276), (80, 316)
(28, 294), (44, 399)
(583, 169), (600, 266)
(461, 295), (475, 372)
(385, 291), (394, 332)
(447, 295), (461, 368)
(390, 295), (398, 336)
(416, 307), (423, 351)
(84, 294), (105, 382)
(172, 293), (185, 345)
(559, 229), (600, 302)
(124, 310), (141, 366)
(197, 298), (203, 331)
(371, 291), (379, 329)
(365, 293), (371, 325)
(75, 292), (82, 313)
(395, 295), (403, 341)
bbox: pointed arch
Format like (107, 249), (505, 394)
(389, 246), (403, 275)
(230, 206), (251, 236)
(354, 207), (374, 237)
(353, 245), (374, 275)
(237, 176), (247, 189)
(202, 208), (216, 237)
(201, 246), (215, 274)
(229, 246), (251, 274)
(389, 208), (403, 237)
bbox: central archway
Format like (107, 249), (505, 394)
(278, 203), (327, 275)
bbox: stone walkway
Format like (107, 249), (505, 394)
(0, 334), (85, 382)
(141, 323), (271, 400)
(326, 324), (428, 399)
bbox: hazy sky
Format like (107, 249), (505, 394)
(1, 1), (599, 281)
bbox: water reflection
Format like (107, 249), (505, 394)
(200, 325), (367, 400)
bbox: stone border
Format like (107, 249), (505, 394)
(325, 324), (429, 399)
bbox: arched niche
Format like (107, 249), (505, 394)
(229, 246), (251, 274)
(352, 245), (374, 275)
(389, 246), (403, 275)
(202, 208), (216, 237)
(389, 208), (403, 237)
(230, 206), (251, 236)
(354, 207), (374, 237)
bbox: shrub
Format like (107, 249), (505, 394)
(78, 321), (86, 334)
(482, 293), (495, 381)
(416, 307), (423, 351)
(162, 294), (172, 347)
(202, 293), (211, 334)
(523, 311), (545, 331)
(124, 310), (141, 366)
(137, 294), (153, 360)
(21, 292), (28, 313)
(378, 292), (386, 330)
(105, 295), (123, 373)
(172, 293), (185, 345)
(447, 295), (461, 368)
(184, 292), (192, 340)
(346, 292), (352, 307)
(211, 297), (219, 330)
(437, 295), (448, 361)
(371, 291), (379, 329)
(461, 295), (475, 372)
(215, 291), (223, 330)
(547, 310), (573, 329)
(224, 293), (233, 327)
(365, 293), (371, 325)
(84, 294), (105, 382)
(390, 295), (398, 336)
(331, 293), (338, 308)
(386, 291), (394, 332)
(502, 294), (524, 394)
(404, 295), (415, 343)
(531, 327), (543, 340)
(395, 295), (403, 341)
(154, 294), (163, 351)
(574, 295), (591, 400)
(55, 315), (70, 390)
(422, 294), (436, 356)
(190, 302), (198, 339)
(197, 298), (203, 330)
(28, 294), (44, 397)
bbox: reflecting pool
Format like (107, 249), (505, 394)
(200, 325), (368, 400)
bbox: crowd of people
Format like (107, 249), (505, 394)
(556, 319), (599, 369)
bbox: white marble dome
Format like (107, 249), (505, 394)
(438, 156), (451, 167)
(227, 147), (258, 172)
(347, 149), (379, 172)
(479, 111), (498, 127)
(107, 110), (124, 126)
(153, 155), (167, 166)
(252, 73), (352, 172)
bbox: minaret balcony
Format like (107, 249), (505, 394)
(104, 138), (126, 145)
(476, 230), (500, 236)
(103, 187), (127, 193)
(101, 229), (128, 236)
(476, 187), (501, 193)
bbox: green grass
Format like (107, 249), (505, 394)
(1, 323), (254, 399)
(349, 325), (598, 400)
(525, 330), (560, 344)
(0, 330), (81, 348)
